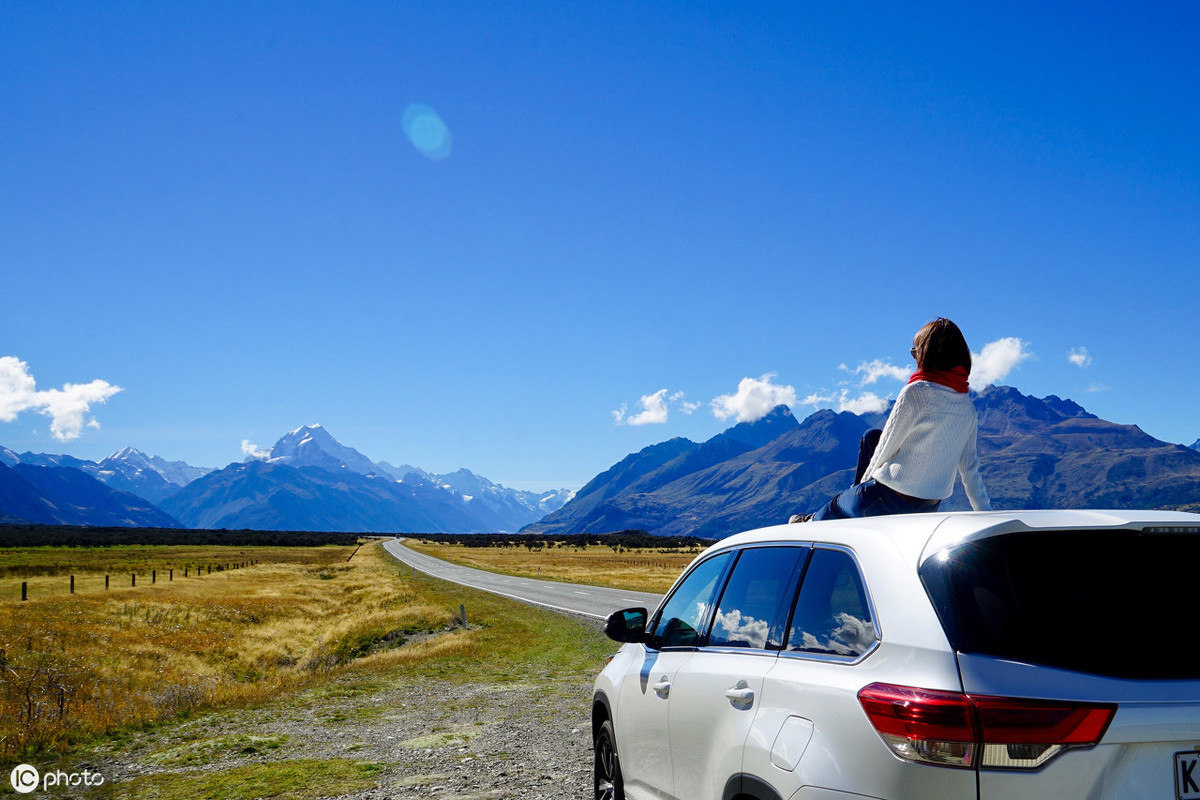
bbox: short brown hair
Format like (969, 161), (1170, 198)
(913, 318), (972, 373)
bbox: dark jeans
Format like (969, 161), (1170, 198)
(810, 429), (941, 521)
(853, 428), (883, 486)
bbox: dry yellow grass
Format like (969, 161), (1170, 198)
(0, 544), (344, 602)
(403, 539), (701, 593)
(0, 542), (466, 758)
(0, 538), (642, 763)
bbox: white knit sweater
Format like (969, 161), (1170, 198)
(863, 380), (991, 510)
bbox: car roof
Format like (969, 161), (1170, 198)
(704, 509), (1200, 569)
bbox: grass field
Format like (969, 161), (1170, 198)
(0, 543), (356, 602)
(403, 538), (704, 593)
(0, 540), (614, 761)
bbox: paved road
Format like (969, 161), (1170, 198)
(382, 538), (663, 620)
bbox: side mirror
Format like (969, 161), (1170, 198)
(604, 607), (649, 644)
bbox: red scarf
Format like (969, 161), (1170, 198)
(908, 365), (970, 394)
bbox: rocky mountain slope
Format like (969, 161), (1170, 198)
(0, 445), (211, 504)
(524, 386), (1200, 539)
(0, 462), (182, 527)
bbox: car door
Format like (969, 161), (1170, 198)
(744, 545), (922, 799)
(616, 551), (733, 800)
(667, 546), (807, 800)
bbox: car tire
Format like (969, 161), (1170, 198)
(594, 719), (625, 800)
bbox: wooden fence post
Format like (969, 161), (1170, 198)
(105, 575), (110, 590)
(70, 575), (75, 594)
(21, 582), (27, 602)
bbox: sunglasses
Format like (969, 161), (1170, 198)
(910, 347), (918, 360)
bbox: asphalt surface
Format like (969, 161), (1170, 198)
(382, 538), (663, 620)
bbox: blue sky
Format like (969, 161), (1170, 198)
(2, 2), (1198, 491)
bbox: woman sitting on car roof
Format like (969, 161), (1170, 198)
(793, 317), (991, 522)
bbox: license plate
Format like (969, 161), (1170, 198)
(1178, 751), (1200, 800)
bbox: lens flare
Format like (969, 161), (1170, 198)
(402, 104), (452, 160)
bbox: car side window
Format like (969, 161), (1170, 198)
(785, 547), (878, 659)
(651, 552), (732, 649)
(709, 546), (806, 650)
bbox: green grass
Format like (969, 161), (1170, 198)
(95, 759), (385, 800)
(398, 729), (481, 750)
(374, 548), (616, 683)
(146, 734), (289, 767)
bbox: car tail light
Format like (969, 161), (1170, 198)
(858, 683), (1116, 771)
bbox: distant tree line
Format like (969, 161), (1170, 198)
(408, 530), (716, 550)
(0, 524), (361, 548)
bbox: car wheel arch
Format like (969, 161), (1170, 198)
(592, 690), (613, 736)
(723, 774), (784, 800)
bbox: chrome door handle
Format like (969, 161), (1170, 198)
(653, 678), (671, 699)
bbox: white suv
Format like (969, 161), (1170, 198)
(592, 510), (1200, 800)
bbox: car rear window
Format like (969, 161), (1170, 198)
(920, 529), (1200, 680)
(785, 548), (878, 659)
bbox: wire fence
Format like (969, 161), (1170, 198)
(5, 561), (259, 602)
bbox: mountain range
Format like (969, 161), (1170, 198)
(522, 385), (1200, 539)
(0, 445), (211, 505)
(0, 426), (571, 533)
(2, 388), (1198, 537)
(0, 461), (181, 528)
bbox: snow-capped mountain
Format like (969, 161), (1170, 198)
(233, 424), (571, 532)
(259, 425), (383, 475)
(103, 447), (212, 487)
(0, 446), (18, 467)
(2, 426), (568, 532)
(96, 447), (215, 504)
(160, 460), (481, 533)
(398, 467), (572, 532)
(1, 448), (94, 471)
(0, 446), (212, 506)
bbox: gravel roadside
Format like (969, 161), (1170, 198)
(82, 617), (608, 800)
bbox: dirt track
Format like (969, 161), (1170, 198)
(85, 639), (602, 799)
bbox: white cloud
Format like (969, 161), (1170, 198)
(241, 440), (271, 460)
(838, 391), (890, 415)
(798, 388), (891, 415)
(849, 359), (910, 385)
(0, 356), (122, 441)
(613, 389), (698, 426)
(1068, 347), (1093, 368)
(613, 389), (669, 426)
(798, 390), (839, 408)
(0, 357), (38, 421)
(711, 374), (798, 423)
(971, 337), (1034, 387)
(674, 392), (701, 415)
